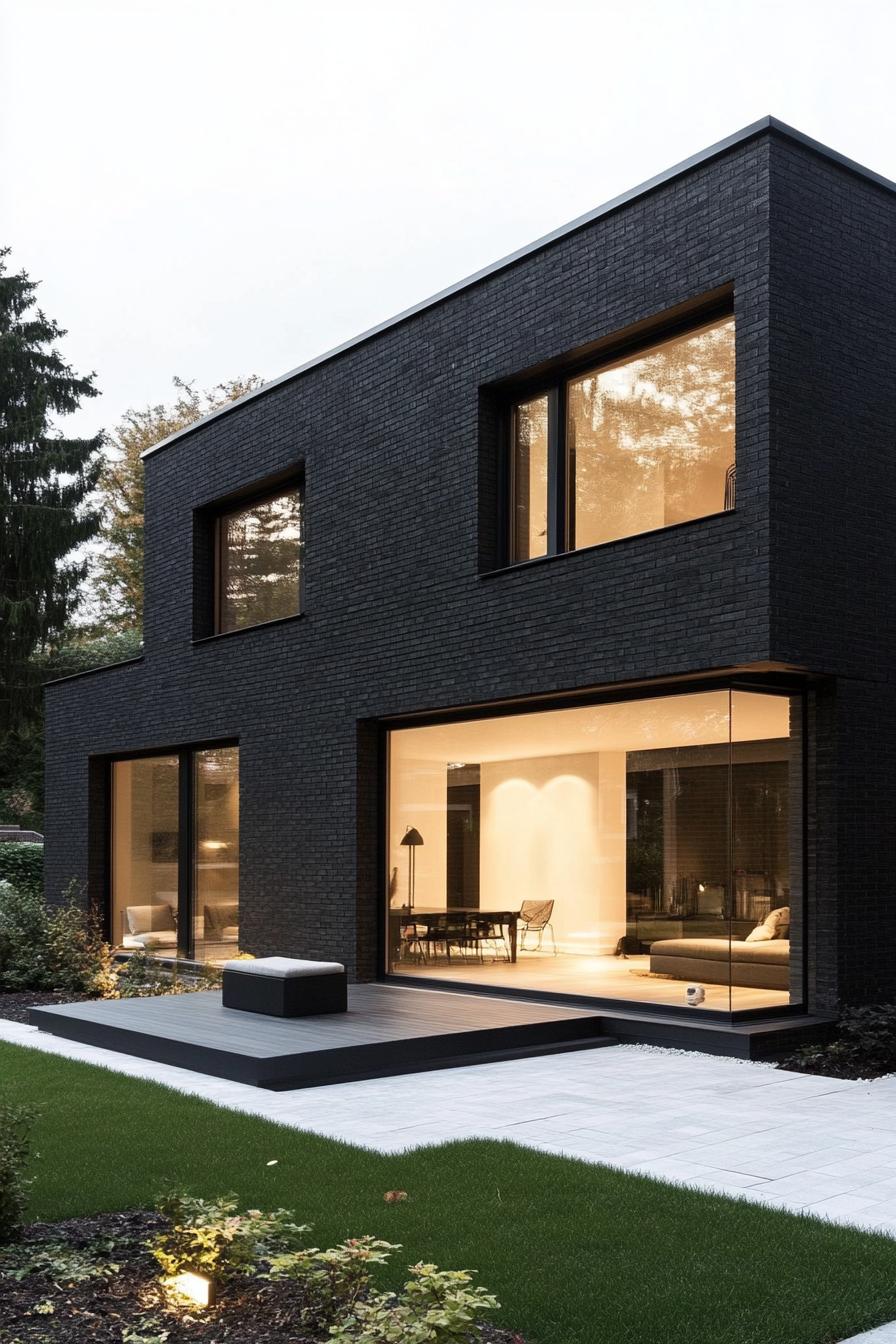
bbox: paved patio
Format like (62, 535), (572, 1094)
(5, 1016), (896, 1241)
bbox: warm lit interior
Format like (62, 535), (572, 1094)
(110, 746), (239, 962)
(387, 689), (800, 1013)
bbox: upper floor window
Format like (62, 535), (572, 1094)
(216, 486), (303, 633)
(508, 312), (735, 563)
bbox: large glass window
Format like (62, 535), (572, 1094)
(110, 746), (240, 962)
(387, 687), (801, 1014)
(111, 755), (180, 955)
(193, 746), (240, 960)
(217, 487), (302, 633)
(507, 312), (735, 562)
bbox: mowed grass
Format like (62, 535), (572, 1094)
(3, 1041), (896, 1344)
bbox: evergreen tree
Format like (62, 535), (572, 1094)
(0, 248), (103, 762)
(90, 375), (263, 632)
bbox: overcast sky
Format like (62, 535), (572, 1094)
(2, 0), (895, 441)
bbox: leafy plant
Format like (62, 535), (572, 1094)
(122, 1324), (170, 1344)
(122, 1325), (170, 1344)
(151, 1193), (308, 1283)
(782, 1003), (896, 1080)
(265, 1236), (399, 1327)
(1, 1240), (120, 1283)
(45, 882), (110, 993)
(0, 876), (111, 994)
(328, 1261), (500, 1344)
(0, 842), (43, 897)
(0, 1103), (37, 1243)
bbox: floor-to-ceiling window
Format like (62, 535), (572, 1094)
(193, 746), (240, 960)
(110, 744), (239, 962)
(111, 755), (180, 954)
(386, 687), (802, 1014)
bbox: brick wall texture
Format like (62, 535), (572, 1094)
(43, 127), (896, 1012)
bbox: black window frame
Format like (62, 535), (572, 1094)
(502, 298), (736, 566)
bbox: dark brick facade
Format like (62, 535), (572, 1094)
(43, 122), (896, 1013)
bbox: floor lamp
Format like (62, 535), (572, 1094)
(401, 827), (424, 910)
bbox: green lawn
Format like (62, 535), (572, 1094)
(3, 1040), (896, 1344)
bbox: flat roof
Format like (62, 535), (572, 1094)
(142, 115), (896, 461)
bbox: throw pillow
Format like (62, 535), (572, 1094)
(745, 925), (773, 942)
(764, 906), (791, 939)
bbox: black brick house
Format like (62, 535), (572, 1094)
(43, 118), (896, 1035)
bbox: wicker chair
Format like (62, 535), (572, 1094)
(518, 899), (556, 954)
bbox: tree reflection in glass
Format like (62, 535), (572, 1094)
(510, 395), (549, 562)
(569, 316), (735, 548)
(218, 488), (302, 633)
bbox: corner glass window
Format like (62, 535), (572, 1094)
(507, 311), (735, 563)
(217, 487), (302, 633)
(386, 685), (802, 1016)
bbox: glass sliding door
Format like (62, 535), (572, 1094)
(110, 744), (239, 963)
(111, 756), (180, 954)
(193, 746), (240, 959)
(386, 686), (802, 1015)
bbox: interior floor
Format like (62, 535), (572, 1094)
(393, 949), (791, 1013)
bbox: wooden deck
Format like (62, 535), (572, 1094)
(28, 984), (610, 1089)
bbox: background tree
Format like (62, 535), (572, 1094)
(90, 375), (263, 632)
(0, 248), (103, 824)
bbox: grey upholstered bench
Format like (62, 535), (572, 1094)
(222, 957), (348, 1018)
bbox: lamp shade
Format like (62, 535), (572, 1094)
(401, 827), (424, 847)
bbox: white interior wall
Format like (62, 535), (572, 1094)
(479, 751), (626, 955)
(388, 756), (447, 908)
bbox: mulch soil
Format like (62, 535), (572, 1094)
(0, 991), (90, 1024)
(0, 1211), (524, 1343)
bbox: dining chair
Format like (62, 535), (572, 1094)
(518, 899), (556, 954)
(467, 914), (510, 962)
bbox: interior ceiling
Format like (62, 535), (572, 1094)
(390, 691), (791, 765)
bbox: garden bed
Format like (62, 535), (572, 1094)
(0, 990), (89, 1024)
(0, 1209), (522, 1343)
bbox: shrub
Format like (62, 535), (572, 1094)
(0, 881), (51, 990)
(0, 843), (43, 898)
(0, 877), (111, 994)
(328, 1261), (500, 1343)
(46, 883), (109, 994)
(782, 1003), (896, 1080)
(151, 1193), (308, 1283)
(0, 1104), (37, 1244)
(265, 1235), (399, 1328)
(150, 1195), (499, 1341)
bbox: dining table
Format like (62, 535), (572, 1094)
(389, 905), (520, 964)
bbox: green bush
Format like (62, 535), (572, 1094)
(152, 1193), (308, 1282)
(0, 1103), (37, 1244)
(266, 1235), (399, 1328)
(0, 881), (50, 990)
(329, 1262), (500, 1344)
(0, 878), (108, 994)
(150, 1194), (499, 1341)
(0, 843), (43, 898)
(783, 1004), (896, 1080)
